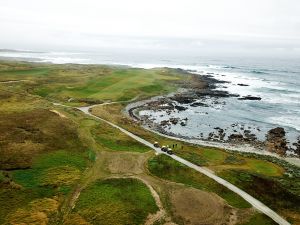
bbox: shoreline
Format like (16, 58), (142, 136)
(144, 124), (300, 167)
(123, 73), (300, 167)
(125, 102), (300, 167)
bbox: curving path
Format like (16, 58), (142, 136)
(75, 105), (290, 225)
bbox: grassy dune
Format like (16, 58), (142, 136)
(13, 150), (86, 188)
(73, 178), (158, 225)
(0, 102), (91, 224)
(0, 108), (84, 170)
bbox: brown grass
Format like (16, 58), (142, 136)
(5, 197), (59, 225)
(40, 166), (81, 187)
(102, 151), (151, 175)
(0, 109), (83, 169)
(63, 214), (91, 225)
(169, 186), (232, 225)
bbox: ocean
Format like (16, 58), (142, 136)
(0, 50), (299, 147)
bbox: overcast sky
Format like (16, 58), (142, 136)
(1, 0), (300, 56)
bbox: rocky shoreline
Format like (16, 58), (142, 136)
(125, 71), (300, 159)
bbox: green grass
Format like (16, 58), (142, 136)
(0, 67), (49, 77)
(13, 150), (87, 188)
(218, 169), (300, 217)
(34, 150), (87, 171)
(1, 149), (88, 223)
(245, 159), (283, 177)
(88, 149), (97, 162)
(0, 171), (4, 182)
(74, 178), (158, 225)
(0, 186), (55, 224)
(12, 169), (41, 188)
(148, 154), (251, 209)
(32, 67), (183, 103)
(176, 151), (209, 166)
(223, 155), (246, 165)
(175, 147), (227, 166)
(201, 148), (227, 162)
(0, 108), (85, 170)
(92, 123), (151, 153)
(175, 146), (283, 177)
(239, 213), (277, 225)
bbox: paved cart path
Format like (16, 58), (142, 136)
(76, 104), (290, 225)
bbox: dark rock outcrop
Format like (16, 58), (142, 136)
(237, 83), (249, 86)
(171, 95), (196, 104)
(160, 120), (170, 127)
(228, 134), (244, 141)
(175, 105), (187, 111)
(190, 102), (208, 107)
(265, 127), (288, 156)
(180, 121), (187, 126)
(170, 118), (179, 125)
(293, 137), (300, 157)
(195, 90), (239, 98)
(238, 96), (262, 101)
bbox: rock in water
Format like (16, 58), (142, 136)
(265, 127), (288, 156)
(174, 105), (187, 111)
(238, 96), (262, 101)
(293, 137), (300, 157)
(170, 117), (179, 125)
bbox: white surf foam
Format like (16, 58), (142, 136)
(267, 115), (300, 131)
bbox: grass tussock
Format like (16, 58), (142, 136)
(74, 178), (158, 225)
(4, 197), (59, 225)
(12, 150), (87, 188)
(40, 166), (81, 187)
(238, 213), (277, 225)
(92, 122), (151, 153)
(0, 109), (84, 170)
(219, 169), (300, 223)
